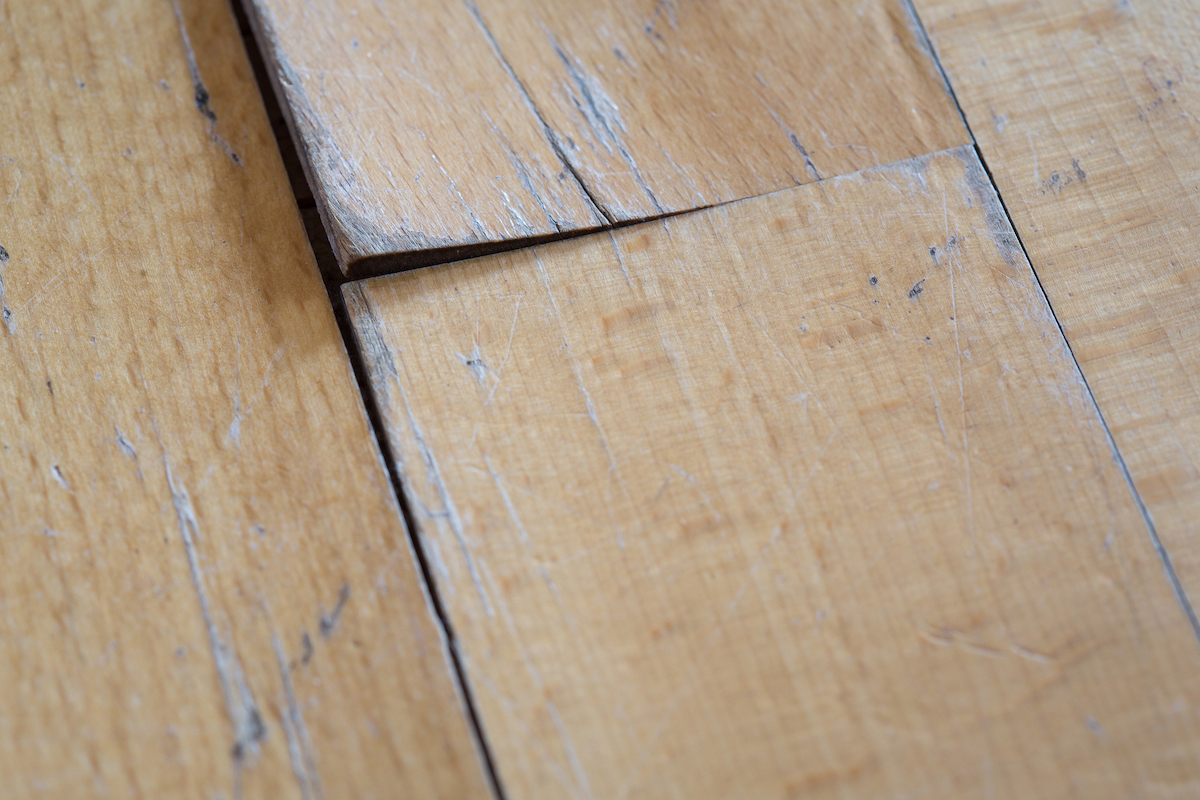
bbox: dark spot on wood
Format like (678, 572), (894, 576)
(908, 280), (926, 300)
(301, 631), (313, 665)
(194, 82), (216, 123)
(1072, 158), (1086, 181)
(229, 709), (267, 760)
(869, 275), (878, 286)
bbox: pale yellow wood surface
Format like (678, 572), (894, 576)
(914, 0), (1200, 598)
(243, 0), (605, 275)
(247, 0), (968, 274)
(348, 147), (1200, 798)
(470, 0), (969, 220)
(0, 1), (490, 797)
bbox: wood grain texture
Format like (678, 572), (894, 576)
(246, 0), (969, 274)
(348, 147), (1200, 799)
(912, 0), (1200, 606)
(0, 1), (490, 797)
(470, 0), (969, 220)
(242, 0), (606, 276)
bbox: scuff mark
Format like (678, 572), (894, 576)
(271, 632), (324, 800)
(171, 0), (242, 166)
(163, 456), (267, 765)
(0, 244), (14, 334)
(318, 582), (350, 638)
(956, 148), (1021, 267)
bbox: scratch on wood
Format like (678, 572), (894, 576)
(115, 425), (144, 481)
(533, 252), (629, 548)
(272, 631), (324, 800)
(482, 109), (564, 232)
(760, 102), (820, 181)
(163, 455), (267, 765)
(463, 0), (609, 224)
(50, 463), (70, 490)
(171, 0), (242, 165)
(548, 35), (664, 215)
(547, 699), (593, 800)
(319, 581), (350, 638)
(484, 453), (532, 548)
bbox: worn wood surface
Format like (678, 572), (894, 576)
(914, 0), (1200, 603)
(470, 0), (968, 220)
(348, 147), (1200, 799)
(246, 0), (968, 275)
(242, 0), (606, 275)
(0, 0), (490, 797)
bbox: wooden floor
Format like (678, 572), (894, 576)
(2, 0), (1198, 797)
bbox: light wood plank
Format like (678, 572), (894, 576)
(470, 0), (969, 220)
(348, 146), (1200, 799)
(913, 0), (1200, 608)
(246, 0), (968, 274)
(242, 0), (606, 275)
(0, 1), (490, 797)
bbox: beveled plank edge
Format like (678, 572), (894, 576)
(241, 0), (970, 277)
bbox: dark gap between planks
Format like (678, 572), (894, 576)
(230, 1), (512, 797)
(898, 0), (1200, 643)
